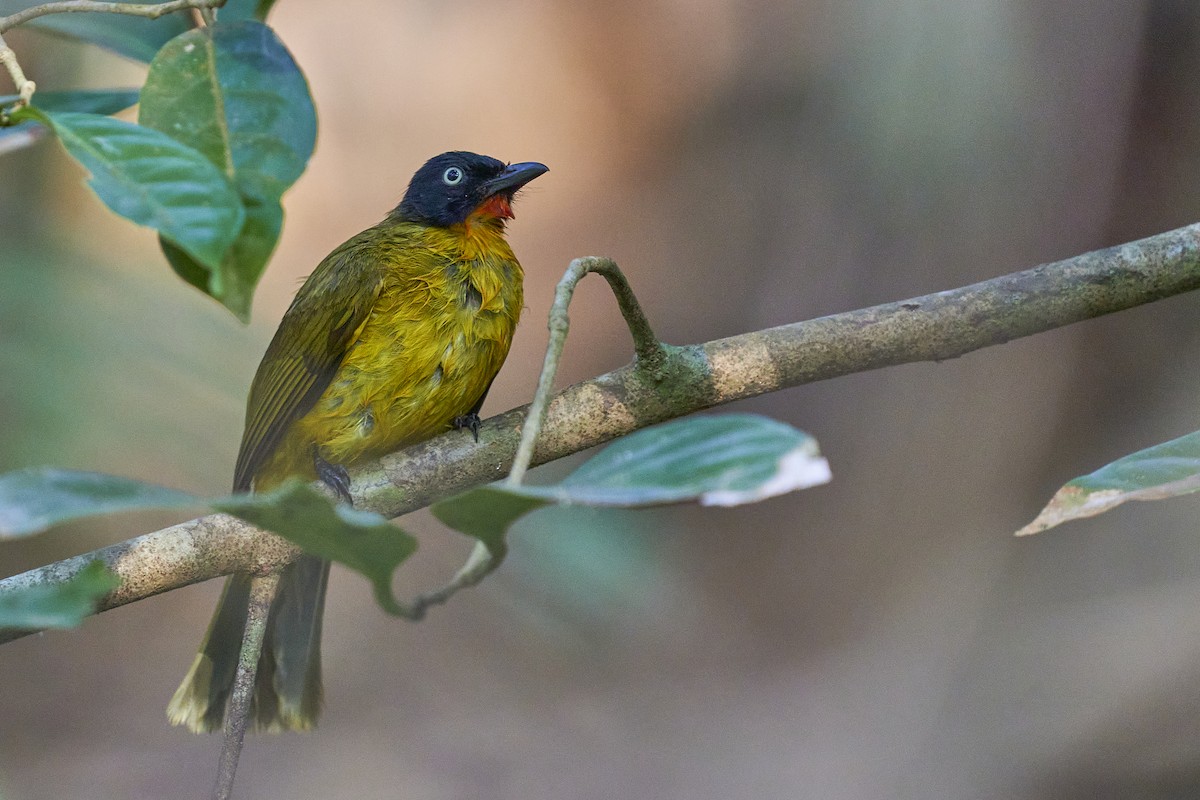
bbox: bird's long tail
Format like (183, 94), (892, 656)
(167, 555), (330, 733)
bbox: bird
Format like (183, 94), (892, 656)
(167, 151), (548, 733)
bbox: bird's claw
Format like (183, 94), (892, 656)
(313, 451), (353, 504)
(452, 412), (482, 442)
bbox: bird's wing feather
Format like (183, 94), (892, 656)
(233, 235), (388, 491)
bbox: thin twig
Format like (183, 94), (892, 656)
(0, 31), (34, 106)
(3, 222), (1200, 636)
(0, 0), (226, 32)
(508, 256), (665, 485)
(385, 541), (494, 621)
(213, 572), (278, 800)
(584, 257), (664, 368)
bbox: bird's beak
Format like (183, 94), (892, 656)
(481, 161), (549, 197)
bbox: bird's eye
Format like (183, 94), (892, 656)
(442, 167), (464, 186)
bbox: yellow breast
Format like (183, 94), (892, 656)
(258, 220), (524, 485)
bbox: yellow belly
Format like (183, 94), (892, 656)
(255, 224), (523, 488)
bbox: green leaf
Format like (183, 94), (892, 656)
(553, 413), (831, 506)
(433, 413), (831, 566)
(159, 197), (281, 318)
(139, 20), (316, 318)
(1018, 429), (1200, 535)
(9, 107), (244, 270)
(0, 467), (198, 538)
(0, 561), (120, 630)
(215, 483), (418, 616)
(1, 89), (139, 155)
(140, 21), (314, 200)
(432, 490), (547, 560)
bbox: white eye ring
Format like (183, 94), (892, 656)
(442, 167), (464, 185)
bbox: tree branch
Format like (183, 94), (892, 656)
(2, 221), (1199, 642)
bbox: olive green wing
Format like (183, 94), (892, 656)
(233, 235), (387, 492)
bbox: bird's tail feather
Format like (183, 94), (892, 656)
(167, 556), (330, 733)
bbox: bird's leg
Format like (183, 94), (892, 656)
(451, 412), (482, 443)
(312, 447), (353, 504)
(453, 381), (494, 443)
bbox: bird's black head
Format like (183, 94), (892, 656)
(393, 151), (548, 227)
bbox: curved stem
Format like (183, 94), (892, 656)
(0, 31), (34, 106)
(508, 256), (664, 485)
(384, 541), (495, 621)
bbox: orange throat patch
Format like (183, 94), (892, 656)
(474, 193), (514, 222)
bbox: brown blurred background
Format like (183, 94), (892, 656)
(4, 0), (1200, 797)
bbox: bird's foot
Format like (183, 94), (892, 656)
(313, 450), (353, 504)
(452, 412), (482, 443)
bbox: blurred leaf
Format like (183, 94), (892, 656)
(434, 413), (831, 568)
(3, 0), (192, 63)
(0, 0), (274, 60)
(217, 0), (280, 22)
(0, 561), (120, 630)
(139, 20), (316, 319)
(1, 89), (139, 116)
(1018, 430), (1200, 536)
(8, 107), (244, 270)
(0, 123), (44, 156)
(0, 467), (198, 538)
(0, 89), (139, 154)
(216, 482), (418, 616)
(505, 505), (669, 626)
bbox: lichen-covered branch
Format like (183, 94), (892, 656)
(0, 513), (299, 643)
(2, 221), (1199, 642)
